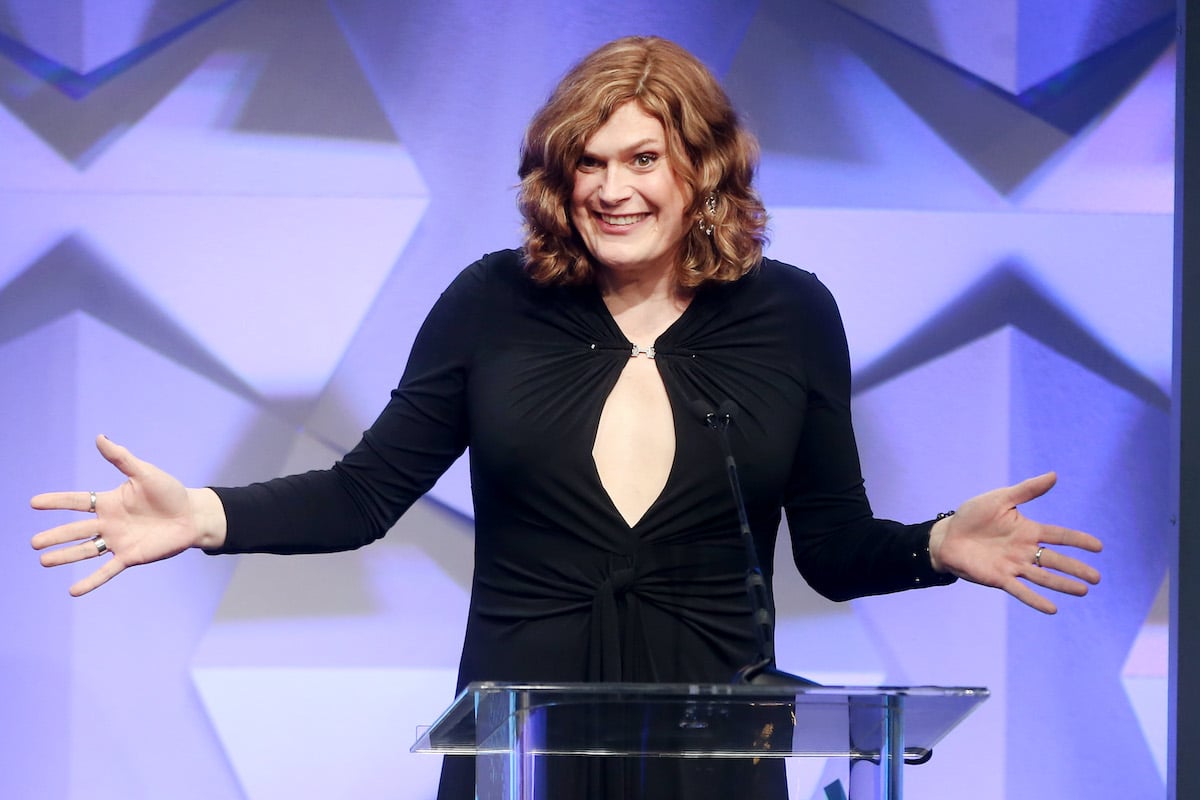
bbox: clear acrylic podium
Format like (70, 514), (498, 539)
(412, 682), (988, 799)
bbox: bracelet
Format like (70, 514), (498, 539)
(935, 510), (955, 520)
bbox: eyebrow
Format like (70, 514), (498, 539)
(580, 137), (663, 158)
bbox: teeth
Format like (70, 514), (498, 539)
(600, 213), (646, 225)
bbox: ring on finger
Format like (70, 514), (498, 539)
(89, 491), (97, 514)
(92, 536), (107, 555)
(1034, 545), (1045, 568)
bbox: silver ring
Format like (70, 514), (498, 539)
(1034, 545), (1045, 568)
(88, 491), (97, 514)
(93, 536), (107, 555)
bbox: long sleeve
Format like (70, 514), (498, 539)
(210, 256), (492, 555)
(782, 272), (955, 601)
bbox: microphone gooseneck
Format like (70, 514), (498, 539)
(695, 403), (938, 765)
(695, 401), (818, 687)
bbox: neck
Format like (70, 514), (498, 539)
(597, 264), (689, 311)
(597, 267), (694, 346)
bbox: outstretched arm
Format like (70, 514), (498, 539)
(30, 435), (227, 597)
(928, 472), (1102, 614)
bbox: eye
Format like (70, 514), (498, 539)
(633, 153), (658, 169)
(576, 155), (602, 171)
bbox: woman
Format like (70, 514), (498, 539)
(31, 36), (1101, 799)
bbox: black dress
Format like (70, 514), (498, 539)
(213, 249), (953, 798)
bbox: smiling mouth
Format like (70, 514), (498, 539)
(598, 212), (648, 226)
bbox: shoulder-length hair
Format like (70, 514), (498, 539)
(518, 36), (768, 288)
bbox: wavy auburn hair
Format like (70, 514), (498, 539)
(518, 36), (768, 287)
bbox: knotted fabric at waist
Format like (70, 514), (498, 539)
(473, 539), (751, 681)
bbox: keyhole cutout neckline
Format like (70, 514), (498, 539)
(591, 286), (694, 529)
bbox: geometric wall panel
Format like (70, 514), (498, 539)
(0, 0), (397, 164)
(839, 11), (1173, 194)
(1017, 44), (1175, 214)
(844, 325), (1168, 799)
(765, 208), (1174, 391)
(768, 206), (1171, 393)
(1002, 334), (1166, 799)
(192, 437), (475, 800)
(0, 310), (305, 799)
(830, 0), (1173, 95)
(0, 192), (424, 399)
(193, 666), (456, 800)
(0, 1), (232, 76)
(736, 0), (1174, 204)
(1122, 574), (1170, 783)
(0, 0), (427, 402)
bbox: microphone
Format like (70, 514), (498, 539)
(692, 400), (818, 687)
(694, 404), (936, 765)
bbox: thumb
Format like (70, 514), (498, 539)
(95, 434), (142, 479)
(1006, 471), (1057, 506)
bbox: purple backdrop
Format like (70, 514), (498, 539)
(0, 1), (1174, 797)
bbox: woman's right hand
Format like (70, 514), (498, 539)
(30, 435), (227, 596)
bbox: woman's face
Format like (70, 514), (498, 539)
(570, 102), (692, 284)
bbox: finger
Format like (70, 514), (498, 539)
(1006, 580), (1058, 615)
(1025, 565), (1093, 597)
(1006, 472), (1057, 506)
(96, 434), (143, 479)
(31, 518), (105, 551)
(1037, 525), (1104, 554)
(39, 535), (109, 567)
(31, 491), (97, 513)
(1033, 548), (1101, 585)
(70, 559), (125, 597)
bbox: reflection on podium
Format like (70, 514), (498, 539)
(413, 681), (987, 799)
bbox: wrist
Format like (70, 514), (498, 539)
(928, 511), (955, 573)
(188, 488), (228, 550)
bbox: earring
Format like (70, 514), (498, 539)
(697, 193), (717, 236)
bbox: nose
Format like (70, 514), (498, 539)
(597, 166), (631, 205)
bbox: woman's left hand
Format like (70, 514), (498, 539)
(928, 472), (1102, 614)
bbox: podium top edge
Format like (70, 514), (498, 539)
(460, 681), (989, 698)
